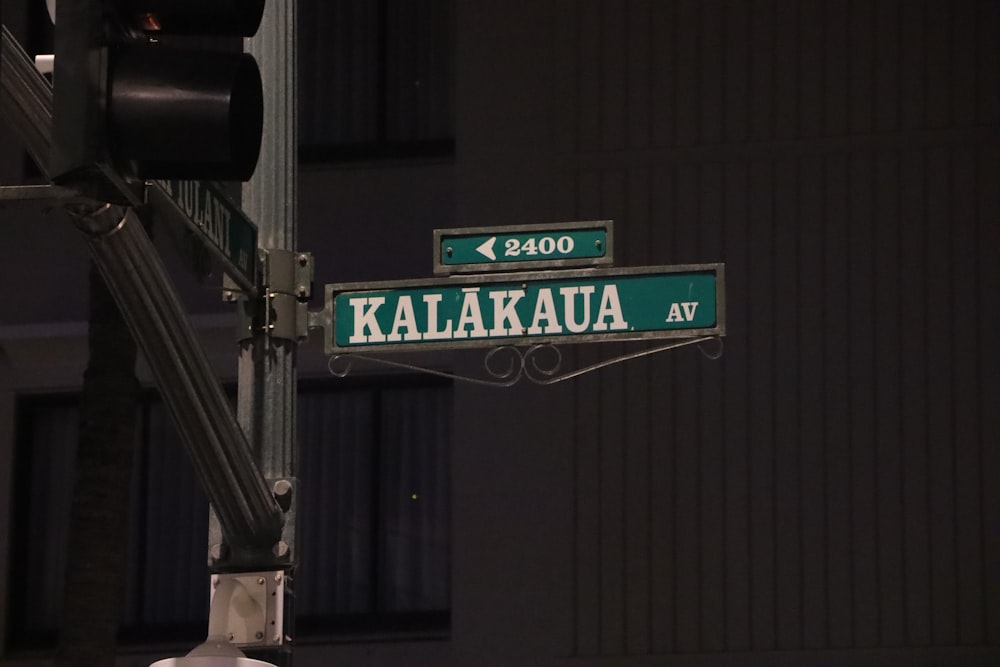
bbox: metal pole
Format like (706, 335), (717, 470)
(77, 206), (285, 548)
(237, 4), (298, 660)
(240, 3), (297, 504)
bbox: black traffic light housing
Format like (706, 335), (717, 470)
(52, 0), (265, 196)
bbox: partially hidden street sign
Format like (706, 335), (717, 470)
(324, 263), (724, 354)
(147, 179), (258, 293)
(433, 220), (613, 275)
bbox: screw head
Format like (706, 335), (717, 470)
(209, 543), (229, 562)
(273, 540), (291, 560)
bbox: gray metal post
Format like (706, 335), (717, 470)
(239, 0), (297, 505)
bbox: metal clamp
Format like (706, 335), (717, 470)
(209, 570), (288, 648)
(235, 249), (314, 343)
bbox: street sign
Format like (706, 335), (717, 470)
(433, 220), (613, 274)
(323, 263), (724, 354)
(147, 179), (258, 293)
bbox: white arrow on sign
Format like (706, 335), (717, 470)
(476, 236), (497, 261)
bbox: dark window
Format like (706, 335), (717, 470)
(6, 378), (452, 649)
(297, 0), (455, 163)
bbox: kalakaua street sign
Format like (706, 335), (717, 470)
(323, 263), (725, 354)
(433, 220), (614, 275)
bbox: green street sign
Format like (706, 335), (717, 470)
(148, 179), (258, 291)
(433, 220), (614, 274)
(324, 263), (724, 354)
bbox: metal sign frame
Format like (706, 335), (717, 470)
(323, 262), (725, 354)
(433, 220), (614, 275)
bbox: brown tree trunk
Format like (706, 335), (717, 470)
(56, 261), (138, 666)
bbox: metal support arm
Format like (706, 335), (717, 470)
(1, 24), (52, 177)
(73, 204), (284, 549)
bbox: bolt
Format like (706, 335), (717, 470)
(255, 631), (264, 641)
(595, 239), (602, 248)
(227, 633), (235, 642)
(446, 246), (453, 257)
(275, 573), (283, 583)
(257, 576), (266, 585)
(272, 479), (293, 511)
(297, 253), (309, 266)
(274, 633), (282, 643)
(273, 540), (291, 560)
(209, 543), (229, 562)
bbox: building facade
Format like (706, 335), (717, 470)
(1, 1), (998, 665)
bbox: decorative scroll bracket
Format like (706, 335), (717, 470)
(326, 336), (724, 388)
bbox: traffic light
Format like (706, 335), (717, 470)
(52, 0), (265, 193)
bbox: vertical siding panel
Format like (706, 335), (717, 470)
(723, 0), (750, 143)
(553, 168), (579, 222)
(649, 166), (677, 654)
(773, 157), (801, 650)
(723, 161), (751, 652)
(873, 151), (905, 647)
(601, 0), (627, 152)
(698, 162), (726, 652)
(574, 169), (604, 658)
(552, 0), (579, 154)
(899, 149), (932, 646)
(898, 2), (925, 130)
(673, 164), (701, 653)
(951, 147), (985, 646)
(976, 0), (1000, 124)
(823, 0), (849, 136)
(674, 0), (700, 145)
(650, 2), (676, 148)
(979, 145), (1000, 644)
(699, 1), (724, 145)
(624, 168), (651, 656)
(824, 154), (853, 649)
(797, 155), (827, 649)
(773, 0), (798, 140)
(848, 0), (875, 133)
(848, 152), (880, 648)
(599, 170), (627, 656)
(924, 147), (958, 646)
(578, 0), (603, 153)
(797, 2), (823, 137)
(923, 1), (951, 127)
(949, 2), (976, 126)
(748, 0), (774, 142)
(874, 0), (900, 133)
(748, 160), (777, 651)
(627, 0), (652, 149)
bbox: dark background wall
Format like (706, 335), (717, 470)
(1, 1), (998, 666)
(450, 1), (999, 665)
